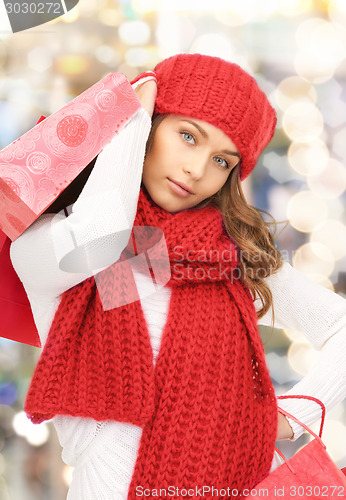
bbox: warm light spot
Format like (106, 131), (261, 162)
(283, 102), (324, 142)
(307, 159), (346, 200)
(288, 342), (320, 376)
(275, 76), (317, 112)
(276, 0), (312, 17)
(287, 140), (329, 177)
(119, 21), (151, 46)
(292, 243), (334, 277)
(310, 220), (346, 261)
(286, 191), (328, 233)
(55, 55), (90, 75)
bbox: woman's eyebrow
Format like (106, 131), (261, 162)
(223, 151), (241, 159)
(181, 119), (209, 138)
(180, 119), (241, 158)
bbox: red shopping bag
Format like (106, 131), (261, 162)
(0, 229), (40, 347)
(251, 396), (346, 499)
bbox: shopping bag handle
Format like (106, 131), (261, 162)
(130, 71), (157, 89)
(275, 396), (327, 472)
(277, 395), (326, 438)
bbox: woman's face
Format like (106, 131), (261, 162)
(142, 114), (241, 213)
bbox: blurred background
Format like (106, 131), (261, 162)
(0, 0), (346, 498)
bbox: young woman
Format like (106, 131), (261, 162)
(10, 53), (346, 499)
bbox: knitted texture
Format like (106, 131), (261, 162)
(151, 53), (277, 180)
(24, 185), (278, 496)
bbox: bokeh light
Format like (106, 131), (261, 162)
(287, 191), (328, 233)
(12, 411), (50, 447)
(189, 34), (241, 62)
(132, 0), (158, 13)
(55, 55), (90, 75)
(62, 465), (74, 486)
(276, 0), (312, 17)
(275, 76), (317, 112)
(333, 127), (346, 160)
(95, 46), (121, 65)
(287, 140), (329, 177)
(119, 21), (151, 46)
(98, 8), (123, 26)
(213, 0), (259, 26)
(160, 0), (229, 11)
(328, 0), (346, 24)
(298, 273), (334, 290)
(125, 47), (151, 67)
(12, 411), (34, 437)
(283, 328), (310, 343)
(28, 48), (53, 73)
(287, 342), (320, 376)
(294, 18), (346, 83)
(282, 101), (324, 142)
(26, 425), (50, 447)
(307, 159), (346, 200)
(310, 220), (346, 261)
(292, 243), (335, 277)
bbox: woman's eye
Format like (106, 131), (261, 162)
(181, 131), (195, 144)
(214, 156), (230, 169)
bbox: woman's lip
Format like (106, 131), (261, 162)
(167, 178), (194, 198)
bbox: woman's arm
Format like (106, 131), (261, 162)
(10, 106), (152, 297)
(257, 261), (346, 440)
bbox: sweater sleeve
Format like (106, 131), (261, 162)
(10, 107), (151, 298)
(256, 261), (346, 440)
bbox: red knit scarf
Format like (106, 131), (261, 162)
(25, 185), (278, 497)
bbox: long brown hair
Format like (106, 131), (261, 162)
(145, 114), (285, 323)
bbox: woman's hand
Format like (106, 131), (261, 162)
(276, 412), (294, 440)
(134, 79), (157, 118)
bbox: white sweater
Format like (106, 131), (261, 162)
(10, 107), (346, 500)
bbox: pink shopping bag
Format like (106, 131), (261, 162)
(0, 72), (141, 241)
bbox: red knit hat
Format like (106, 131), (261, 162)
(152, 53), (277, 180)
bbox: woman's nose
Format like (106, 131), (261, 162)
(183, 154), (208, 178)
